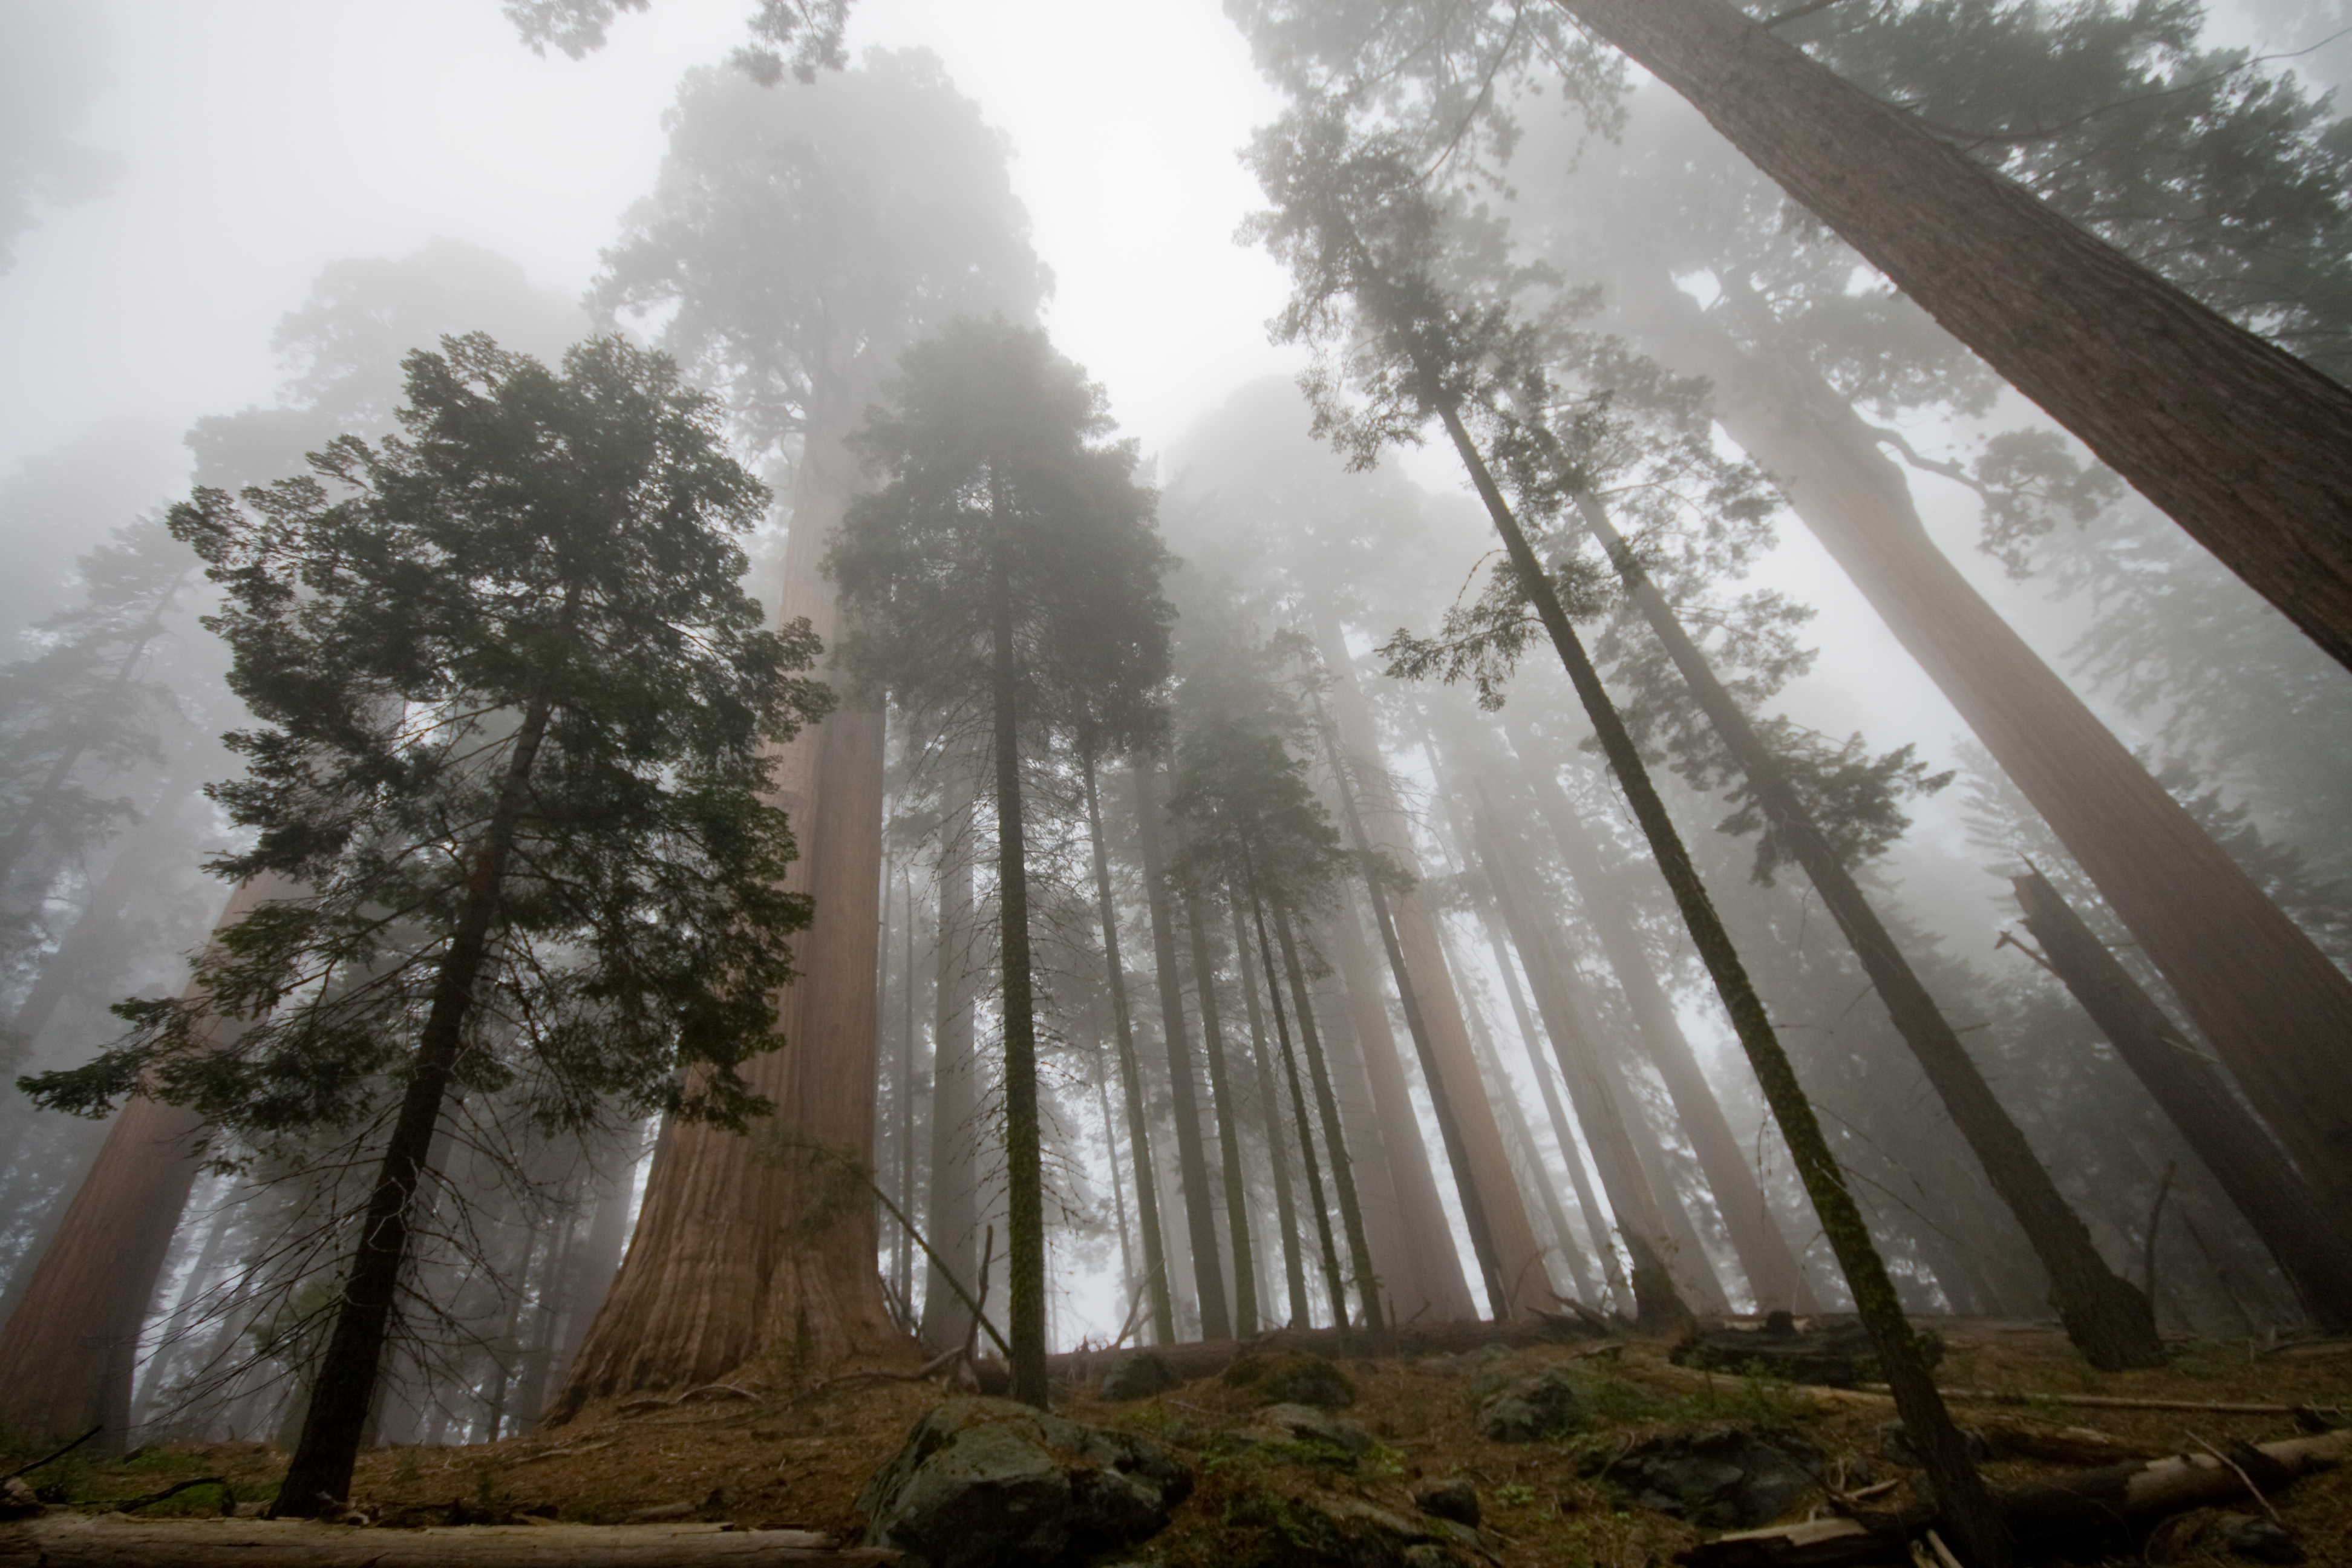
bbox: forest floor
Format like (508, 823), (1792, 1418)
(7, 1318), (2350, 1565)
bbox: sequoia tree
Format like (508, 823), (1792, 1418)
(19, 335), (829, 1508)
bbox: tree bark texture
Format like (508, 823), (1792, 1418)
(1556, 0), (2352, 671)
(1579, 495), (2164, 1370)
(1081, 753), (1174, 1345)
(1312, 631), (1549, 1318)
(1622, 273), (2352, 1216)
(1129, 769), (1232, 1342)
(1313, 890), (1478, 1322)
(1503, 721), (1820, 1313)
(2014, 870), (2352, 1330)
(554, 403), (901, 1419)
(0, 874), (296, 1448)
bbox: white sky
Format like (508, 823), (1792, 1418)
(0, 0), (1300, 475)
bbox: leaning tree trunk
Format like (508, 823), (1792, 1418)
(2013, 870), (2352, 1330)
(1312, 888), (1478, 1322)
(1129, 768), (1232, 1342)
(1499, 716), (1820, 1313)
(0, 872), (296, 1448)
(1554, 0), (2352, 671)
(553, 399), (902, 1420)
(1404, 354), (2011, 1560)
(1313, 632), (1550, 1317)
(1619, 270), (2352, 1215)
(1080, 750), (1176, 1345)
(1580, 494), (2164, 1370)
(1244, 867), (1348, 1328)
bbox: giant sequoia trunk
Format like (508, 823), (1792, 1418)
(1579, 496), (2164, 1370)
(1618, 270), (2352, 1217)
(1314, 630), (1550, 1318)
(1129, 768), (1232, 1342)
(1555, 0), (2352, 671)
(0, 873), (295, 1448)
(554, 404), (901, 1419)
(2013, 870), (2352, 1330)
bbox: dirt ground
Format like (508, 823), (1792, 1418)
(8, 1319), (2350, 1565)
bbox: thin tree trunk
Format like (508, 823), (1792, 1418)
(1579, 492), (2164, 1368)
(2012, 870), (2352, 1330)
(897, 872), (918, 1303)
(1096, 1076), (1134, 1311)
(1454, 954), (1597, 1305)
(1129, 768), (1231, 1342)
(1178, 872), (1259, 1334)
(1503, 717), (1820, 1313)
(1245, 866), (1347, 1328)
(1273, 903), (1384, 1333)
(1621, 271), (2352, 1215)
(1080, 751), (1175, 1345)
(1382, 307), (2007, 1553)
(1555, 0), (2352, 671)
(1474, 808), (1691, 1330)
(0, 872), (296, 1448)
(1313, 883), (1477, 1322)
(1231, 897), (1310, 1327)
(1297, 920), (1415, 1322)
(555, 398), (901, 1416)
(916, 780), (980, 1353)
(982, 491), (1048, 1410)
(277, 684), (558, 1514)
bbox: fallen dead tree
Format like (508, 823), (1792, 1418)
(0, 1517), (897, 1567)
(1014, 1308), (1609, 1394)
(1681, 1428), (2350, 1566)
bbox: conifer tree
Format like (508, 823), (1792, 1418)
(19, 335), (829, 1509)
(827, 316), (1173, 1405)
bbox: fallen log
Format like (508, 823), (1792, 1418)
(0, 1515), (897, 1567)
(1029, 1312), (1607, 1394)
(1680, 1428), (2351, 1566)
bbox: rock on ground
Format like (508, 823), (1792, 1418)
(1469, 1368), (1583, 1443)
(1220, 1350), (1357, 1409)
(1604, 1423), (1818, 1529)
(856, 1397), (1191, 1568)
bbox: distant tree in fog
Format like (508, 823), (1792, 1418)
(0, 2), (123, 275)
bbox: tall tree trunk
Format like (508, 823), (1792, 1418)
(1555, 0), (2352, 671)
(1312, 636), (1549, 1316)
(1129, 768), (1231, 1342)
(916, 779), (981, 1352)
(1232, 898), (1311, 1326)
(1411, 365), (2008, 1562)
(1501, 718), (1820, 1313)
(1081, 751), (1175, 1345)
(1578, 490), (2165, 1368)
(1322, 725), (1511, 1321)
(1474, 809), (1692, 1330)
(1298, 915), (1416, 1322)
(895, 872), (919, 1305)
(1620, 272), (2352, 1215)
(0, 873), (295, 1448)
(2013, 870), (2352, 1330)
(1312, 886), (1477, 1322)
(1246, 868), (1348, 1328)
(1096, 1076), (1135, 1310)
(277, 687), (558, 1514)
(984, 508), (1047, 1410)
(555, 400), (901, 1416)
(1480, 907), (1630, 1312)
(1273, 903), (1384, 1333)
(1179, 872), (1260, 1334)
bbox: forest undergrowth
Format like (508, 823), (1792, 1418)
(5, 1319), (2347, 1566)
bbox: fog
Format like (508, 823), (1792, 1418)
(3, 0), (2349, 1462)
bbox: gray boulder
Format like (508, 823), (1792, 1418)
(858, 1397), (1192, 1568)
(1248, 1402), (1376, 1455)
(1471, 1368), (1583, 1442)
(1099, 1350), (1179, 1402)
(1609, 1424), (1818, 1528)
